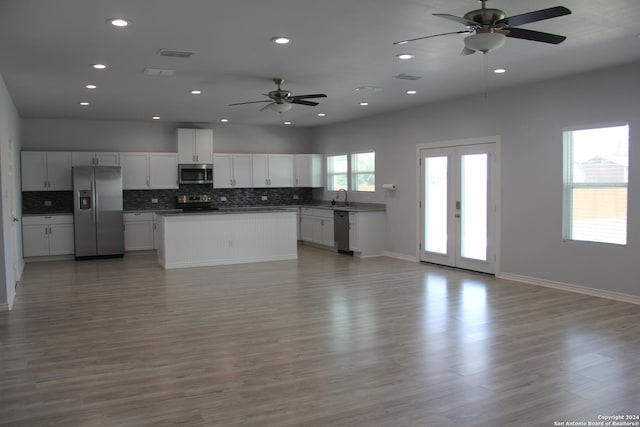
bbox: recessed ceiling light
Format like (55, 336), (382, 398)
(359, 102), (369, 106)
(152, 116), (160, 120)
(79, 102), (90, 106)
(85, 84), (97, 89)
(92, 63), (107, 69)
(190, 90), (202, 95)
(220, 119), (229, 123)
(271, 37), (290, 44)
(494, 68), (506, 74)
(283, 121), (292, 125)
(317, 113), (326, 117)
(396, 53), (415, 60)
(406, 90), (417, 95)
(107, 18), (129, 27)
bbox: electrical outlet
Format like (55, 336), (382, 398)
(261, 195), (268, 201)
(220, 196), (227, 202)
(151, 198), (158, 203)
(292, 195), (299, 200)
(44, 201), (52, 207)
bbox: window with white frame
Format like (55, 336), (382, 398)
(327, 154), (348, 191)
(562, 123), (629, 245)
(351, 151), (375, 192)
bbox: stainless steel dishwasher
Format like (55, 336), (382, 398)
(334, 210), (353, 255)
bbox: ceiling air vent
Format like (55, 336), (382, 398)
(394, 73), (423, 81)
(143, 68), (176, 77)
(157, 49), (194, 58)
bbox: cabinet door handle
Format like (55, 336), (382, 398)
(147, 179), (150, 187)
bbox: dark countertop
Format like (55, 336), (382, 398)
(156, 208), (295, 217)
(29, 202), (386, 216)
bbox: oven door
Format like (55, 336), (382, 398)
(179, 164), (213, 184)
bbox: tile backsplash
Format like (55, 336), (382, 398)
(22, 186), (314, 214)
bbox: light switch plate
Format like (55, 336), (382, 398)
(261, 196), (268, 201)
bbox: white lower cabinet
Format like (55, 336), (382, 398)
(124, 212), (154, 251)
(22, 215), (74, 257)
(348, 211), (386, 257)
(299, 208), (334, 248)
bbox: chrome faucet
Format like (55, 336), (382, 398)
(337, 189), (348, 207)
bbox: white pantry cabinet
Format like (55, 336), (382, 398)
(294, 154), (322, 187)
(124, 212), (154, 251)
(120, 152), (178, 189)
(252, 154), (294, 188)
(177, 128), (213, 164)
(21, 151), (72, 191)
(22, 215), (74, 257)
(213, 153), (253, 188)
(71, 152), (120, 166)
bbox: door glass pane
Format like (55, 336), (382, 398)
(460, 154), (487, 261)
(424, 156), (448, 254)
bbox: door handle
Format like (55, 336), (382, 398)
(12, 217), (19, 222)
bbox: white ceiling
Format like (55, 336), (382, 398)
(1, 0), (639, 127)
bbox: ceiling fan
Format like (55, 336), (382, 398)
(394, 0), (571, 55)
(229, 78), (327, 113)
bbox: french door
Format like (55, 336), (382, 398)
(420, 143), (496, 274)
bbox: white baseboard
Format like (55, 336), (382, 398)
(497, 272), (640, 305)
(383, 251), (418, 262)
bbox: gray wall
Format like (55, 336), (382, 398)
(21, 120), (312, 154)
(311, 61), (640, 298)
(0, 73), (22, 310)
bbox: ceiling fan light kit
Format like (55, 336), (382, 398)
(464, 32), (506, 54)
(268, 102), (293, 113)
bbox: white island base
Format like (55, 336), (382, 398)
(156, 210), (298, 269)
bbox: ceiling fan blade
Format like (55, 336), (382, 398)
(433, 13), (478, 28)
(289, 99), (319, 107)
(229, 100), (272, 106)
(290, 94), (327, 100)
(259, 102), (275, 111)
(460, 46), (476, 56)
(496, 6), (571, 27)
(506, 28), (567, 44)
(393, 30), (471, 45)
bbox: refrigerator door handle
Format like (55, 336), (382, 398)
(94, 183), (99, 225)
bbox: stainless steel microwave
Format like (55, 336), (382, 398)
(178, 164), (213, 184)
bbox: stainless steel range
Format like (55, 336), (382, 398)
(176, 194), (218, 211)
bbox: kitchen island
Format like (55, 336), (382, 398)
(155, 209), (297, 269)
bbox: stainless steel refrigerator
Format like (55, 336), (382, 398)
(73, 166), (124, 258)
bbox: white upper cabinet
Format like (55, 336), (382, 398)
(214, 154), (253, 188)
(120, 153), (149, 189)
(252, 154), (294, 188)
(213, 154), (233, 188)
(149, 153), (178, 189)
(177, 128), (213, 164)
(21, 151), (72, 191)
(294, 154), (322, 187)
(120, 152), (178, 190)
(71, 152), (119, 166)
(268, 154), (294, 187)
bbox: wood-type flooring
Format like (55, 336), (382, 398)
(1, 246), (639, 426)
